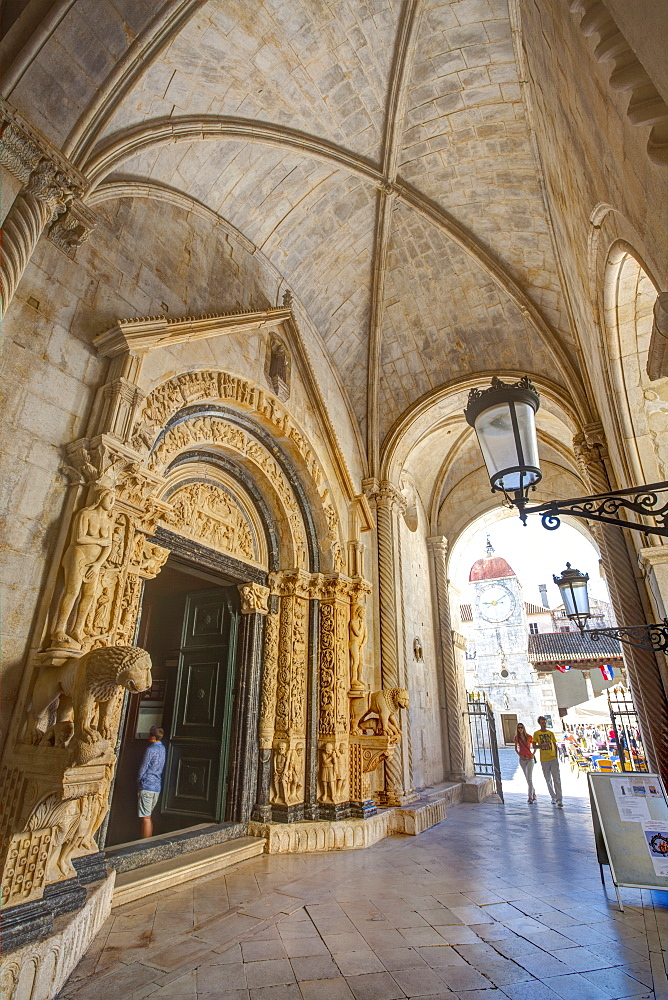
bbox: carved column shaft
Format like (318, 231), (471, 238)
(317, 579), (352, 809)
(228, 585), (268, 823)
(269, 571), (310, 819)
(427, 536), (469, 781)
(369, 481), (411, 804)
(574, 429), (668, 783)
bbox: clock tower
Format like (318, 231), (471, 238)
(468, 538), (558, 743)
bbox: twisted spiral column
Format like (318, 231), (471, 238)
(0, 113), (81, 319)
(427, 536), (468, 780)
(574, 427), (668, 784)
(369, 481), (410, 803)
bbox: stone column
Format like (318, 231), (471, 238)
(427, 536), (470, 780)
(316, 576), (355, 818)
(574, 426), (668, 783)
(364, 479), (413, 804)
(0, 112), (83, 318)
(254, 602), (280, 822)
(228, 583), (269, 823)
(268, 570), (310, 822)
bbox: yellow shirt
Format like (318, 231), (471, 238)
(533, 729), (557, 762)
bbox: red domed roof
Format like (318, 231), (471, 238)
(469, 556), (516, 582)
(469, 540), (516, 582)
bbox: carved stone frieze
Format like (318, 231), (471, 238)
(238, 582), (270, 615)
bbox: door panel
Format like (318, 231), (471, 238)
(501, 713), (518, 744)
(161, 587), (238, 824)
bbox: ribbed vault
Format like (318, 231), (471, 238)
(0, 0), (588, 474)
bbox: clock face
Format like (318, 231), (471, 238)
(477, 583), (515, 623)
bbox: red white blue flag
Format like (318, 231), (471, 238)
(556, 664), (572, 673)
(600, 664), (614, 680)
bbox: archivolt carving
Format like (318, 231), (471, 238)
(134, 368), (341, 559)
(149, 413), (308, 559)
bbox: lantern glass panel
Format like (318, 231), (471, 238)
(558, 576), (590, 620)
(475, 400), (540, 492)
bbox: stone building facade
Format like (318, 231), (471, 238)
(0, 2), (666, 998)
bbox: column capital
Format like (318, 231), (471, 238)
(426, 535), (448, 555)
(269, 568), (314, 599)
(0, 101), (85, 192)
(573, 422), (608, 469)
(238, 582), (270, 615)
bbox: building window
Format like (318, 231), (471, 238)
(529, 622), (539, 634)
(560, 626), (570, 632)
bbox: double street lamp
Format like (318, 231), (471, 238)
(463, 375), (668, 652)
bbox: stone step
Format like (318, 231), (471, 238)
(112, 836), (266, 907)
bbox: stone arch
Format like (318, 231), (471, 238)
(603, 241), (667, 483)
(130, 367), (346, 574)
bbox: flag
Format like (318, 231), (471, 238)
(556, 664), (571, 673)
(600, 664), (614, 680)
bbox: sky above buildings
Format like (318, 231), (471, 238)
(450, 511), (610, 610)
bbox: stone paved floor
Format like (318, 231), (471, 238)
(60, 756), (667, 1000)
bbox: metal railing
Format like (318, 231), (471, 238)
(466, 691), (503, 801)
(607, 688), (648, 772)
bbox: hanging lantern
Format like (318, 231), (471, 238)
(553, 562), (591, 631)
(464, 376), (542, 512)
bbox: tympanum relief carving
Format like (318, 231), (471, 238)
(166, 481), (258, 563)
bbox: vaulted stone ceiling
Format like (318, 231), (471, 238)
(4, 0), (582, 472)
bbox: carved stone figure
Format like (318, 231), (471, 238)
(51, 490), (116, 646)
(348, 603), (367, 689)
(319, 742), (337, 803)
(335, 742), (347, 799)
(355, 688), (409, 738)
(271, 740), (303, 806)
(26, 645), (152, 749)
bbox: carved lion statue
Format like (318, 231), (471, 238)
(357, 687), (409, 737)
(26, 645), (152, 747)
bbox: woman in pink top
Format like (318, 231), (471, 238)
(514, 723), (536, 804)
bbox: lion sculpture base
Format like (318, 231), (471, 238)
(25, 645), (152, 749)
(352, 687), (409, 737)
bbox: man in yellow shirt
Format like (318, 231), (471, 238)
(533, 716), (563, 808)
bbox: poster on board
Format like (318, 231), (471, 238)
(588, 771), (668, 893)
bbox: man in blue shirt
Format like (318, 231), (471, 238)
(138, 726), (166, 838)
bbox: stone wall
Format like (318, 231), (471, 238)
(399, 489), (444, 791)
(0, 193), (364, 751)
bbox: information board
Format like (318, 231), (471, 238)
(588, 771), (668, 900)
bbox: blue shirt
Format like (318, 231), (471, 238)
(138, 741), (166, 791)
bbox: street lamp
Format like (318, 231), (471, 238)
(552, 563), (590, 631)
(464, 376), (668, 537)
(553, 562), (668, 652)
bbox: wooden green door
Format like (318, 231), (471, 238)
(161, 587), (239, 824)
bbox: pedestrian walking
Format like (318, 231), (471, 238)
(138, 726), (166, 838)
(533, 716), (563, 808)
(513, 723), (536, 804)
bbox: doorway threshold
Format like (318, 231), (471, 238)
(112, 835), (265, 907)
(105, 821), (248, 874)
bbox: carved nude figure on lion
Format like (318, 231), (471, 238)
(355, 687), (409, 737)
(25, 645), (152, 749)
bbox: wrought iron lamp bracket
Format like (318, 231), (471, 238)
(515, 481), (668, 536)
(583, 620), (668, 653)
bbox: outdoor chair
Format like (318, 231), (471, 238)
(596, 758), (616, 772)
